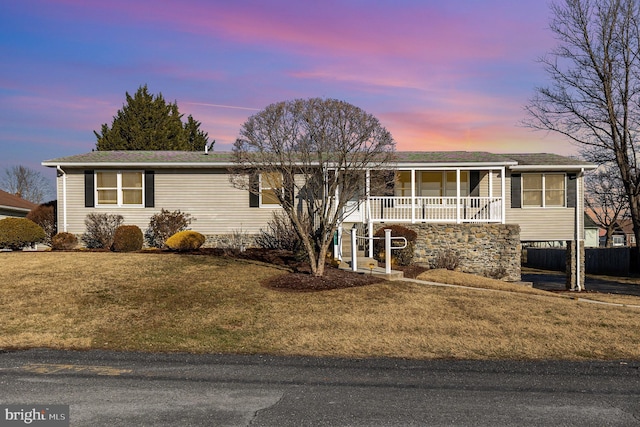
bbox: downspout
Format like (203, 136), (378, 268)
(575, 168), (585, 291)
(56, 165), (68, 232)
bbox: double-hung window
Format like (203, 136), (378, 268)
(522, 173), (565, 207)
(260, 172), (282, 206)
(96, 171), (143, 207)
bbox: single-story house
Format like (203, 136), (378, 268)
(42, 150), (596, 282)
(0, 189), (37, 219)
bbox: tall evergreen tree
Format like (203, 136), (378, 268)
(95, 85), (210, 151)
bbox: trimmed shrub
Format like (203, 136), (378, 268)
(82, 213), (124, 249)
(51, 232), (78, 250)
(165, 230), (205, 252)
(145, 209), (192, 248)
(0, 217), (46, 250)
(26, 201), (56, 245)
(112, 225), (143, 252)
(373, 225), (418, 266)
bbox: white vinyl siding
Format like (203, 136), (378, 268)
(505, 171), (582, 241)
(58, 168), (280, 236)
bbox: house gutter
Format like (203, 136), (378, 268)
(56, 165), (68, 233)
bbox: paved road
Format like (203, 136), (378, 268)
(523, 270), (640, 296)
(1, 349), (639, 426)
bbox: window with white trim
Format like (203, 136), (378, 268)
(96, 171), (143, 207)
(522, 173), (565, 207)
(260, 172), (282, 206)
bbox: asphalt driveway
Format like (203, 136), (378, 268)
(522, 269), (640, 296)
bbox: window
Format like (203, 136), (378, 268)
(522, 173), (565, 207)
(96, 171), (143, 207)
(396, 171), (412, 197)
(612, 235), (625, 247)
(260, 172), (282, 206)
(419, 171), (469, 198)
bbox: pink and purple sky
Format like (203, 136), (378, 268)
(1, 0), (575, 192)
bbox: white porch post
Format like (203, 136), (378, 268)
(384, 229), (392, 275)
(335, 225), (343, 261)
(368, 221), (374, 258)
(351, 226), (358, 272)
(489, 169), (493, 198)
(365, 169), (372, 258)
(501, 167), (506, 224)
(456, 168), (461, 224)
(410, 169), (416, 224)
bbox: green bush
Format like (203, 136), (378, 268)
(373, 225), (417, 266)
(51, 232), (78, 250)
(82, 213), (124, 249)
(112, 225), (143, 252)
(165, 230), (205, 252)
(0, 217), (46, 250)
(145, 209), (192, 248)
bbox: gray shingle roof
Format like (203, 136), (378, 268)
(42, 150), (594, 168)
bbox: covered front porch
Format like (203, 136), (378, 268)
(344, 166), (507, 225)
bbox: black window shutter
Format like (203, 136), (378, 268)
(144, 170), (155, 208)
(511, 174), (521, 208)
(84, 170), (94, 207)
(470, 171), (480, 197)
(567, 173), (577, 208)
(249, 173), (260, 207)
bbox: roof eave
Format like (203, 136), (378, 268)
(42, 161), (238, 168)
(0, 205), (31, 213)
(509, 164), (598, 171)
(396, 161), (516, 168)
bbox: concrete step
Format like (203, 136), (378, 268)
(339, 256), (378, 270)
(338, 257), (404, 281)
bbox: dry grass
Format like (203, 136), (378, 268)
(1, 252), (640, 360)
(416, 269), (552, 295)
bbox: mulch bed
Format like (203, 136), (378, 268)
(184, 247), (387, 291)
(77, 247), (417, 292)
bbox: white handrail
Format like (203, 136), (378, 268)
(350, 228), (407, 274)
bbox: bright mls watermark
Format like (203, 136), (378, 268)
(0, 406), (68, 427)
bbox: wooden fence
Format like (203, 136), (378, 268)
(525, 247), (631, 275)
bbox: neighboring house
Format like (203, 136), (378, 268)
(0, 189), (37, 219)
(583, 213), (601, 248)
(42, 150), (596, 281)
(600, 219), (636, 247)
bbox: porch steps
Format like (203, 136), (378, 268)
(339, 256), (404, 281)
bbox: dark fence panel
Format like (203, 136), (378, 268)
(524, 247), (630, 275)
(585, 248), (630, 275)
(525, 248), (566, 272)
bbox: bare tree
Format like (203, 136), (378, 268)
(232, 98), (395, 277)
(585, 164), (629, 246)
(524, 0), (640, 266)
(1, 165), (51, 204)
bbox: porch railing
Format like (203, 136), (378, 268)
(367, 196), (503, 223)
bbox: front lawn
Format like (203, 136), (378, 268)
(1, 252), (639, 360)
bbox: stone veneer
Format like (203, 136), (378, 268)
(388, 223), (522, 281)
(204, 233), (259, 250)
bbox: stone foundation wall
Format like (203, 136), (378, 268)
(394, 223), (521, 281)
(203, 233), (259, 250)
